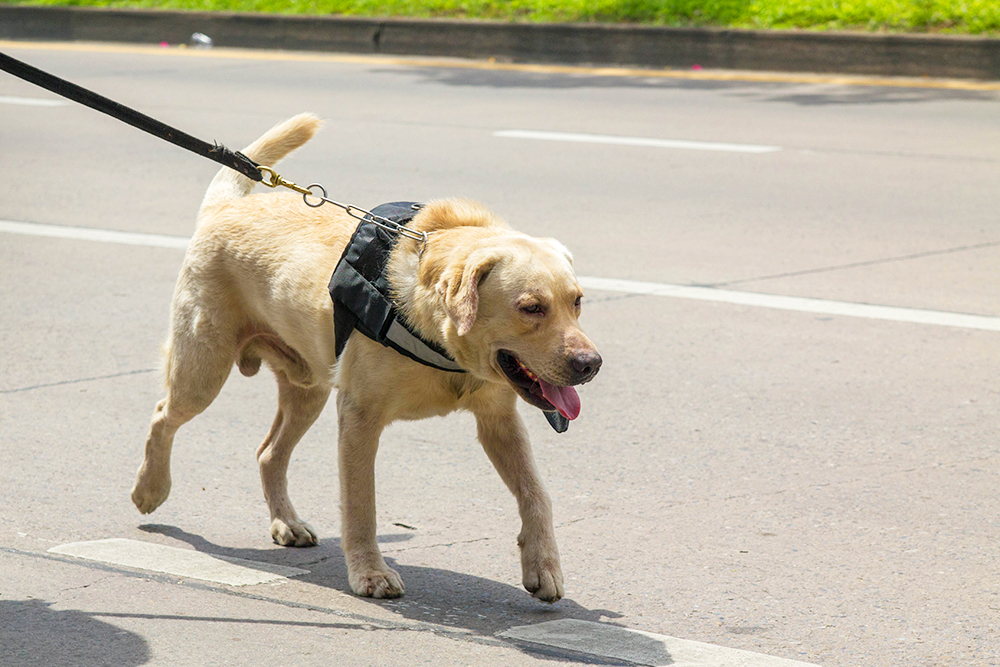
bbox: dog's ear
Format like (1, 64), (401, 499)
(437, 249), (504, 336)
(541, 238), (574, 265)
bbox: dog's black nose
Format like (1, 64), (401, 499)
(571, 351), (602, 382)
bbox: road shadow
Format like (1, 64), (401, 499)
(0, 599), (150, 667)
(139, 523), (672, 664)
(394, 64), (998, 104)
(396, 65), (750, 91)
(759, 86), (997, 105)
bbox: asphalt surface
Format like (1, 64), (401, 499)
(1, 42), (998, 666)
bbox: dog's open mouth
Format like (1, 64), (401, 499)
(497, 350), (581, 420)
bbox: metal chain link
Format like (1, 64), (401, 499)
(257, 166), (428, 244)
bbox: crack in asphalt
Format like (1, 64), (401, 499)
(0, 368), (158, 394)
(702, 240), (1000, 289)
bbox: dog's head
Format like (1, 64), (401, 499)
(435, 232), (602, 421)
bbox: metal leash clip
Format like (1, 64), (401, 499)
(257, 166), (428, 244)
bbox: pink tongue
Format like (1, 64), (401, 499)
(539, 380), (581, 420)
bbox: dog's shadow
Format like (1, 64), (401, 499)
(138, 524), (667, 664)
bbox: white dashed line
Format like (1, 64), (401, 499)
(4, 218), (998, 332)
(49, 538), (309, 586)
(495, 130), (782, 153)
(500, 619), (818, 667)
(0, 95), (69, 107)
(0, 219), (189, 249)
(579, 276), (1000, 332)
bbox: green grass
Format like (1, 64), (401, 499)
(3, 0), (998, 34)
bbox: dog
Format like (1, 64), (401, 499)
(130, 114), (602, 602)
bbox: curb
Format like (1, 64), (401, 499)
(1, 5), (999, 80)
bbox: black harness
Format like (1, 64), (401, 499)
(328, 202), (465, 373)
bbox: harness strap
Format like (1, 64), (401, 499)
(0, 52), (262, 182)
(330, 202), (465, 374)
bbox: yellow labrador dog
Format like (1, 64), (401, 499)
(130, 114), (601, 602)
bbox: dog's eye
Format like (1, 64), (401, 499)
(521, 304), (544, 315)
(574, 296), (582, 309)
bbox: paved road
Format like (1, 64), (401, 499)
(1, 42), (998, 666)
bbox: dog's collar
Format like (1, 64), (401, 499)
(329, 202), (466, 374)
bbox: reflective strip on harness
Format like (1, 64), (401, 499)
(384, 320), (464, 372)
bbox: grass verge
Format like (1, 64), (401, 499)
(1, 0), (997, 35)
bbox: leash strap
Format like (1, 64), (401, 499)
(0, 51), (263, 182)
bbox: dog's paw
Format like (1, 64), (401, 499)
(270, 518), (318, 547)
(130, 469), (170, 514)
(351, 568), (404, 599)
(347, 560), (405, 599)
(520, 539), (564, 603)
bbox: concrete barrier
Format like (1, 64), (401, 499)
(1, 5), (998, 80)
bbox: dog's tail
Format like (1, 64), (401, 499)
(198, 113), (323, 215)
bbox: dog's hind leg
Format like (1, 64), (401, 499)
(336, 392), (404, 598)
(257, 374), (331, 547)
(131, 320), (235, 515)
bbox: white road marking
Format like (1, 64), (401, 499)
(501, 619), (818, 667)
(0, 219), (189, 249)
(49, 538), (309, 586)
(579, 276), (1000, 332)
(0, 95), (69, 107)
(495, 130), (782, 153)
(3, 218), (998, 332)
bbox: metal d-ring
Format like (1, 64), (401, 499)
(303, 183), (327, 208)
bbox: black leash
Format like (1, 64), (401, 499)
(0, 51), (263, 182)
(0, 50), (428, 243)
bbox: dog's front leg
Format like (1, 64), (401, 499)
(337, 393), (404, 598)
(476, 404), (564, 603)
